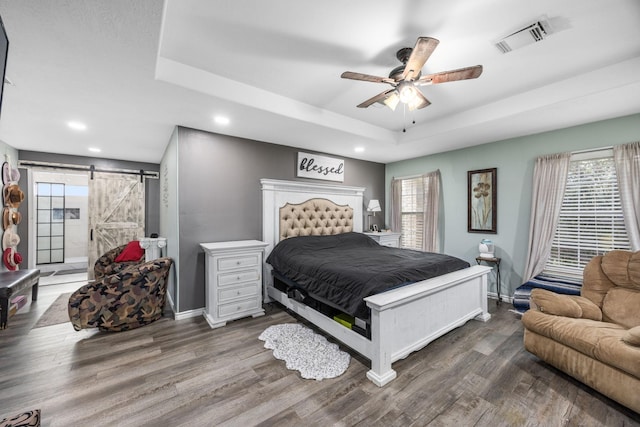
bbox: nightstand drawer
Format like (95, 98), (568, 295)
(218, 298), (260, 317)
(218, 269), (261, 286)
(217, 253), (260, 271)
(378, 237), (398, 247)
(218, 283), (259, 302)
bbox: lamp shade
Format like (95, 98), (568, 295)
(367, 199), (381, 212)
(383, 92), (400, 111)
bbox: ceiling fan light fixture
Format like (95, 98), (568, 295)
(383, 92), (400, 111)
(398, 82), (416, 104)
(407, 96), (423, 111)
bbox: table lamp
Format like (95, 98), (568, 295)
(367, 199), (381, 231)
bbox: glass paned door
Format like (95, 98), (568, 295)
(36, 182), (65, 264)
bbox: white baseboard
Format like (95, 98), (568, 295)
(174, 308), (204, 320)
(488, 292), (513, 304)
(165, 292), (204, 320)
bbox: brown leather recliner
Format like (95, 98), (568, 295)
(522, 250), (640, 413)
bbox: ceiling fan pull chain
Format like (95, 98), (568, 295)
(403, 104), (407, 132)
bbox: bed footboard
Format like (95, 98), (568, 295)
(364, 265), (491, 386)
(266, 264), (491, 386)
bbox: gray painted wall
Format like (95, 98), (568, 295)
(172, 126), (386, 312)
(386, 113), (640, 300)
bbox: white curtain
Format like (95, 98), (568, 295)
(614, 141), (640, 250)
(390, 178), (402, 233)
(522, 153), (571, 282)
(421, 170), (441, 253)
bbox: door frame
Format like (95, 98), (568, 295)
(21, 161), (159, 271)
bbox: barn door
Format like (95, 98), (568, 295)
(87, 172), (145, 278)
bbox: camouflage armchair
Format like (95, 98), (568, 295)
(68, 257), (173, 332)
(93, 243), (144, 280)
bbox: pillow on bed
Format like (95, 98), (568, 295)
(114, 241), (144, 262)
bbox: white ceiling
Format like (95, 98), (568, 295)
(0, 0), (639, 164)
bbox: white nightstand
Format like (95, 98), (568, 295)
(363, 232), (401, 248)
(200, 240), (268, 329)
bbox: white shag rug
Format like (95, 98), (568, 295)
(259, 323), (351, 381)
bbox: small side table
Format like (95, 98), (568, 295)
(476, 256), (501, 304)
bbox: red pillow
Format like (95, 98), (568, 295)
(114, 241), (145, 262)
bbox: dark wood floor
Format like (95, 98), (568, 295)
(1, 287), (639, 427)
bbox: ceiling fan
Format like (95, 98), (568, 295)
(341, 37), (483, 111)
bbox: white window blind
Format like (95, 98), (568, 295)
(401, 177), (423, 250)
(544, 154), (630, 279)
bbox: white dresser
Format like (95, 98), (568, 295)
(200, 240), (268, 329)
(363, 232), (401, 248)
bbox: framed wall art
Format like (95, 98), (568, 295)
(467, 168), (497, 233)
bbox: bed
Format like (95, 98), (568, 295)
(261, 178), (491, 386)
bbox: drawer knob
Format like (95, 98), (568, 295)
(237, 291), (240, 295)
(236, 261), (241, 265)
(237, 276), (241, 280)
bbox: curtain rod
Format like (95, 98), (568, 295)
(571, 146), (613, 155)
(392, 169), (440, 181)
(18, 160), (159, 181)
(392, 173), (422, 180)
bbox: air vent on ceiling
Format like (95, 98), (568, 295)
(494, 18), (552, 54)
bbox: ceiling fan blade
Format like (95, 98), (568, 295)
(357, 89), (396, 108)
(402, 37), (440, 81)
(416, 65), (483, 86)
(341, 71), (395, 85)
(408, 89), (431, 111)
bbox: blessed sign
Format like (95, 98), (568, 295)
(296, 152), (344, 182)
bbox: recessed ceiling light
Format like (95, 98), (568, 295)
(88, 147), (101, 153)
(67, 121), (87, 131)
(213, 116), (230, 125)
(354, 146), (365, 153)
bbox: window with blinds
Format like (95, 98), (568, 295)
(544, 153), (630, 279)
(400, 177), (423, 250)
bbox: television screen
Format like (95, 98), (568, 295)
(0, 14), (8, 120)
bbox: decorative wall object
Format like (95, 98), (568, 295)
(296, 152), (344, 182)
(1, 160), (23, 270)
(468, 168), (497, 233)
(161, 163), (169, 208)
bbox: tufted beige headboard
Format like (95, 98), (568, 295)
(279, 198), (354, 241)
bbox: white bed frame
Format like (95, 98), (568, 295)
(261, 178), (491, 386)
